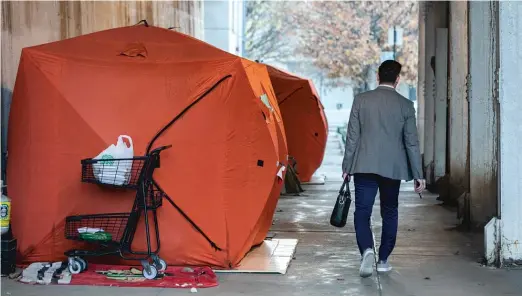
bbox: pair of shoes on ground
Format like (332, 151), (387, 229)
(359, 249), (392, 278)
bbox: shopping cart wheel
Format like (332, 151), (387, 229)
(143, 265), (158, 280)
(154, 258), (167, 271)
(68, 258), (83, 274)
(77, 258), (88, 271)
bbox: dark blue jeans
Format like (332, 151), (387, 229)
(354, 173), (401, 261)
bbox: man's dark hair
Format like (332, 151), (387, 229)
(378, 60), (402, 84)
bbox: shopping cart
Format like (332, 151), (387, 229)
(64, 145), (171, 280)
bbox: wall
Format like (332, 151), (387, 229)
(1, 1), (204, 90)
(203, 0), (243, 55)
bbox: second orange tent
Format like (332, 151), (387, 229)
(266, 66), (328, 182)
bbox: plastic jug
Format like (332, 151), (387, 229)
(1, 181), (11, 235)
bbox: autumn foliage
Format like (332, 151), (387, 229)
(244, 0), (419, 88)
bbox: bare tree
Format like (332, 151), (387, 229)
(243, 0), (296, 62)
(244, 0), (419, 88)
(362, 1), (419, 85)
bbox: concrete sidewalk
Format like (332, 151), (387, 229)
(2, 132), (522, 295)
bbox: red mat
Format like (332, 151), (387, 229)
(69, 264), (218, 288)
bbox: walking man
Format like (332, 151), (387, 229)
(341, 60), (425, 278)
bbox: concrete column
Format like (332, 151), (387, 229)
(424, 1), (448, 188)
(434, 28), (448, 181)
(468, 1), (499, 227)
(447, 2), (469, 203)
(417, 2), (426, 155)
(423, 1), (436, 186)
(496, 0), (522, 263)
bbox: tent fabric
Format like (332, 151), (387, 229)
(266, 66), (328, 182)
(8, 25), (287, 268)
(241, 61), (288, 246)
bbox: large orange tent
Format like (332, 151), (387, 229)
(266, 65), (328, 182)
(242, 62), (288, 246)
(8, 24), (287, 268)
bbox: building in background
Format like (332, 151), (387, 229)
(268, 58), (354, 129)
(203, 0), (244, 56)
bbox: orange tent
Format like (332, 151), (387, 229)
(8, 25), (287, 268)
(266, 66), (328, 182)
(241, 62), (288, 246)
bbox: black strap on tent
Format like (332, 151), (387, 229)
(278, 86), (304, 106)
(136, 20), (149, 27)
(167, 27), (180, 30)
(152, 180), (222, 251)
(146, 75), (232, 153)
(146, 74), (232, 251)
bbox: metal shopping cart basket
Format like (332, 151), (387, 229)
(64, 145), (171, 280)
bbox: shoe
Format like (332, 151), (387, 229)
(359, 249), (375, 278)
(377, 260), (392, 273)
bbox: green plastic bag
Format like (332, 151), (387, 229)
(79, 231), (113, 242)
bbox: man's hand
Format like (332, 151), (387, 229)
(414, 179), (426, 193)
(342, 173), (351, 182)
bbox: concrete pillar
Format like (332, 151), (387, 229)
(423, 1), (436, 186)
(423, 1), (448, 188)
(417, 2), (426, 155)
(495, 0), (522, 263)
(434, 28), (448, 181)
(447, 2), (469, 204)
(468, 1), (499, 227)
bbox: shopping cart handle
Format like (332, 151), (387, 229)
(150, 145), (172, 154)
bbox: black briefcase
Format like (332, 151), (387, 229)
(330, 178), (352, 228)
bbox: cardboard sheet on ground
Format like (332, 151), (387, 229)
(214, 239), (298, 274)
(8, 25), (288, 268)
(266, 66), (328, 182)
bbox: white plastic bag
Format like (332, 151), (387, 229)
(77, 227), (105, 234)
(92, 135), (134, 185)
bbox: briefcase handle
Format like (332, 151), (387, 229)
(339, 177), (349, 195)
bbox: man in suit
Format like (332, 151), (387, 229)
(342, 60), (425, 278)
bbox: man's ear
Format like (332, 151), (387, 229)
(394, 76), (400, 87)
(376, 73), (380, 84)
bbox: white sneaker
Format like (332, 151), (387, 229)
(377, 260), (392, 273)
(359, 249), (375, 278)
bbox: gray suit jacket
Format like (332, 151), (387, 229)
(342, 86), (423, 181)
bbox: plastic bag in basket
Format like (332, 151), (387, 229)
(92, 135), (134, 186)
